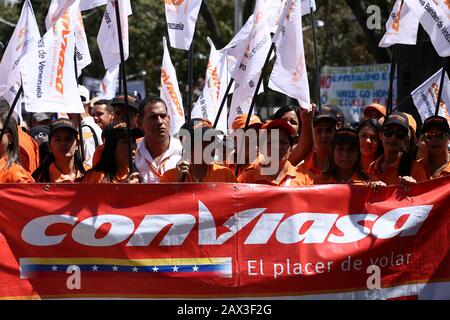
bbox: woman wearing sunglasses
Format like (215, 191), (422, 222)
(368, 111), (427, 186)
(420, 115), (450, 179)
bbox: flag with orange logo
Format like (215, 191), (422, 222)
(45, 0), (92, 71)
(269, 0), (311, 110)
(164, 0), (203, 50)
(379, 0), (419, 48)
(98, 65), (120, 99)
(0, 0), (40, 106)
(161, 37), (185, 136)
(97, 0), (132, 69)
(404, 0), (450, 57)
(228, 0), (271, 129)
(191, 38), (229, 134)
(20, 1), (84, 114)
(411, 68), (450, 124)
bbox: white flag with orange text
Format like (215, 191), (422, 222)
(0, 0), (40, 106)
(20, 1), (84, 113)
(404, 0), (450, 57)
(228, 0), (271, 128)
(191, 38), (229, 133)
(379, 0), (419, 47)
(98, 65), (120, 99)
(161, 37), (185, 136)
(97, 0), (132, 69)
(165, 0), (203, 50)
(269, 0), (311, 109)
(411, 68), (450, 124)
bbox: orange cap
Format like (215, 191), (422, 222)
(231, 114), (263, 130)
(403, 113), (417, 133)
(363, 103), (387, 117)
(262, 119), (296, 136)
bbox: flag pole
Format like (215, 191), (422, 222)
(0, 86), (23, 142)
(212, 78), (234, 129)
(74, 47), (86, 162)
(234, 42), (276, 177)
(309, 2), (321, 112)
(113, 0), (133, 174)
(187, 42), (194, 129)
(387, 45), (399, 115)
(434, 59), (447, 116)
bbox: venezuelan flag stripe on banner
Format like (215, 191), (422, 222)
(0, 177), (449, 299)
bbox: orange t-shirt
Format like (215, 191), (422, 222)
(297, 152), (324, 176)
(160, 164), (237, 183)
(368, 155), (428, 185)
(239, 160), (314, 186)
(48, 163), (89, 183)
(422, 157), (450, 179)
(82, 169), (129, 183)
(18, 129), (40, 174)
(313, 172), (367, 185)
(0, 156), (34, 183)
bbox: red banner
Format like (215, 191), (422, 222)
(0, 177), (449, 299)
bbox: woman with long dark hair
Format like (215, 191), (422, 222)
(82, 122), (140, 183)
(357, 119), (383, 175)
(314, 127), (369, 185)
(32, 118), (87, 183)
(0, 103), (34, 183)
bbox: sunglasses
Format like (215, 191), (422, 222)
(424, 132), (448, 141)
(383, 128), (407, 140)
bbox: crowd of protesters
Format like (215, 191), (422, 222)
(0, 86), (449, 188)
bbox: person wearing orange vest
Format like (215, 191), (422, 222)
(314, 127), (369, 185)
(32, 118), (88, 183)
(420, 115), (450, 179)
(82, 122), (141, 183)
(0, 101), (34, 183)
(368, 111), (427, 186)
(161, 119), (236, 183)
(298, 105), (345, 175)
(239, 119), (314, 187)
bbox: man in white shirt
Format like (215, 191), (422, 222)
(135, 95), (182, 183)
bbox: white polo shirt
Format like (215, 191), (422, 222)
(134, 137), (183, 183)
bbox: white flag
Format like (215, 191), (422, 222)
(161, 37), (185, 136)
(220, 15), (255, 78)
(21, 1), (84, 114)
(268, 0), (314, 32)
(301, 0), (316, 16)
(379, 0), (419, 47)
(269, 0), (311, 110)
(404, 0), (450, 57)
(0, 0), (40, 106)
(191, 38), (229, 133)
(228, 0), (272, 128)
(98, 65), (120, 99)
(97, 0), (132, 69)
(411, 68), (450, 124)
(79, 0), (108, 11)
(165, 0), (203, 50)
(45, 0), (77, 29)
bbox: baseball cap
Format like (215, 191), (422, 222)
(232, 114), (264, 130)
(314, 105), (345, 125)
(29, 125), (50, 145)
(403, 113), (417, 133)
(363, 103), (387, 118)
(32, 113), (50, 123)
(422, 115), (450, 134)
(111, 94), (140, 112)
(104, 122), (145, 139)
(332, 126), (358, 146)
(262, 119), (296, 136)
(78, 85), (90, 103)
(49, 118), (78, 139)
(382, 111), (409, 131)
